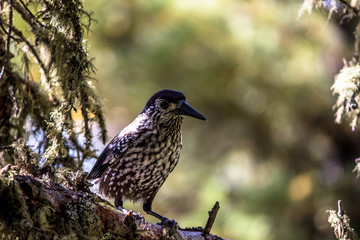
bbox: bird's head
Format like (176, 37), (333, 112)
(142, 89), (206, 122)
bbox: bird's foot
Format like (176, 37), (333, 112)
(157, 219), (178, 229)
(126, 210), (146, 224)
(116, 207), (146, 225)
(124, 213), (149, 237)
(157, 219), (179, 237)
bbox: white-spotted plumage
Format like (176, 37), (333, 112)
(87, 89), (206, 222)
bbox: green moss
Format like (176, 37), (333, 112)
(32, 205), (57, 231)
(0, 173), (109, 239)
(0, 176), (32, 224)
(0, 175), (32, 239)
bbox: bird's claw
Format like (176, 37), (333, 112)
(116, 207), (147, 226)
(157, 219), (178, 229)
(124, 211), (149, 235)
(126, 210), (146, 224)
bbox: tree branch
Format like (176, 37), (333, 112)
(11, 0), (44, 32)
(203, 201), (220, 235)
(0, 173), (224, 240)
(0, 0), (13, 80)
(8, 26), (50, 82)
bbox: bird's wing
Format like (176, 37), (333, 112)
(87, 132), (135, 180)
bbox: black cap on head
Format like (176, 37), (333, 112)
(144, 89), (186, 110)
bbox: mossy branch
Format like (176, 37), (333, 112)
(0, 156), (224, 240)
(0, 0), (107, 170)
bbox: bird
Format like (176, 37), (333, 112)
(87, 89), (206, 223)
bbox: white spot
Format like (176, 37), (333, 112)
(165, 161), (170, 170)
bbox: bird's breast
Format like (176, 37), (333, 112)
(99, 122), (183, 202)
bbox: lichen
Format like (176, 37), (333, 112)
(0, 172), (107, 239)
(0, 175), (32, 239)
(327, 209), (359, 240)
(331, 64), (360, 130)
(0, 0), (107, 170)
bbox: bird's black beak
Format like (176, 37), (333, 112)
(176, 100), (207, 120)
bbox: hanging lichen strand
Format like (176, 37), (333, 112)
(299, 1), (360, 130)
(0, 0), (107, 170)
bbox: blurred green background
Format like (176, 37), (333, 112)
(83, 0), (360, 239)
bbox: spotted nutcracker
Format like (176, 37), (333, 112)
(87, 89), (206, 222)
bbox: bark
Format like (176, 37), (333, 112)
(0, 169), (224, 240)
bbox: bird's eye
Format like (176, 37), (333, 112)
(159, 100), (169, 110)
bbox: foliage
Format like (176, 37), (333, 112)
(301, 0), (360, 130)
(0, 0), (107, 169)
(332, 63), (360, 130)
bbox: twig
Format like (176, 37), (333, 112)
(0, 145), (15, 150)
(0, 20), (21, 42)
(18, 0), (43, 28)
(11, 0), (42, 31)
(338, 0), (359, 15)
(6, 0), (12, 54)
(9, 26), (49, 82)
(0, 0), (13, 80)
(79, 87), (92, 169)
(337, 200), (344, 216)
(203, 201), (220, 235)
